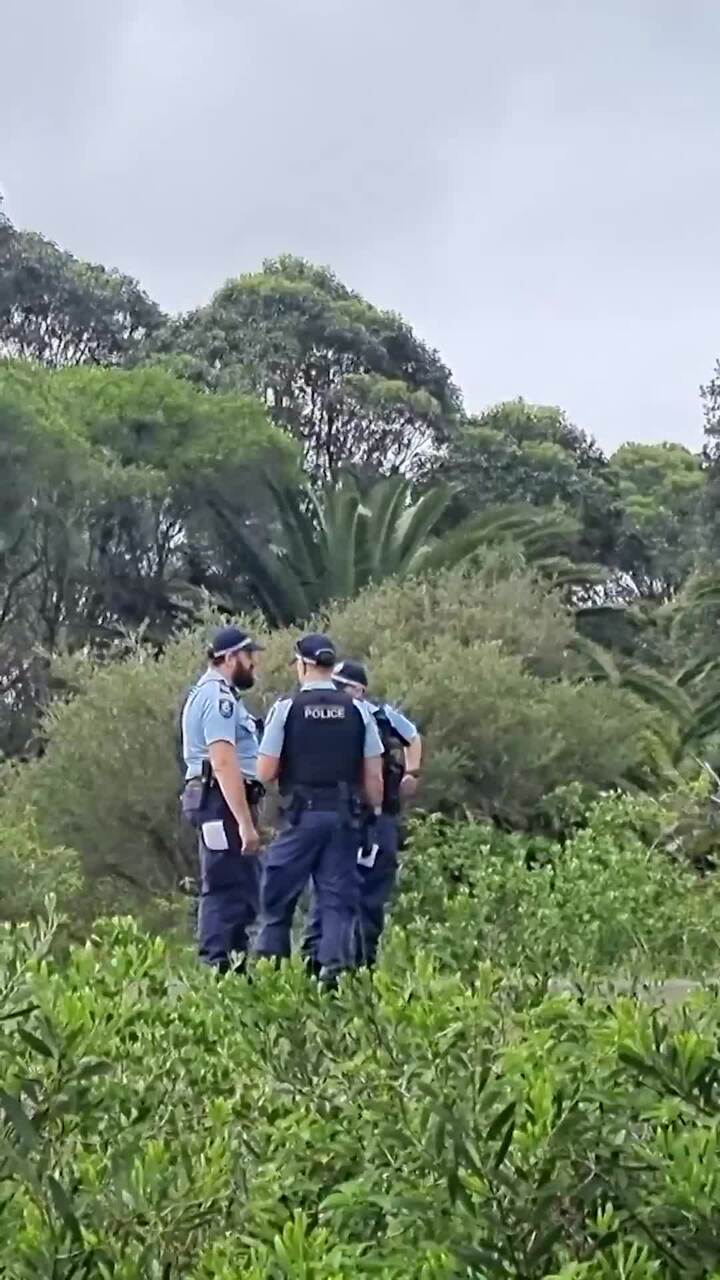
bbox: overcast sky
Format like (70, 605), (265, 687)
(2, 0), (719, 451)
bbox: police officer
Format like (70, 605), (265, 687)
(254, 634), (384, 983)
(302, 660), (422, 970)
(180, 626), (265, 972)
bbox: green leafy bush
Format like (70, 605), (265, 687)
(0, 570), (658, 914)
(2, 640), (199, 907)
(2, 835), (720, 1278)
(390, 793), (720, 982)
(0, 805), (82, 924)
(324, 565), (577, 680)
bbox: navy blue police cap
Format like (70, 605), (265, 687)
(292, 633), (337, 665)
(332, 659), (368, 689)
(209, 625), (263, 659)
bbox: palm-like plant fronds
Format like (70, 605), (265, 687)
(211, 480), (607, 625)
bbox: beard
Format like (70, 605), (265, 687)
(232, 667), (255, 690)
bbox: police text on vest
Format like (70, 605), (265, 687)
(304, 706), (346, 719)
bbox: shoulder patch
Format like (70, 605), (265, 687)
(219, 697), (235, 719)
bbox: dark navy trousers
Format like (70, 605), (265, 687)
(255, 810), (360, 973)
(302, 813), (399, 969)
(197, 803), (260, 972)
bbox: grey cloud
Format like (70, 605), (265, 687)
(2, 0), (719, 449)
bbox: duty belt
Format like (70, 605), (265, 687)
(182, 765), (265, 809)
(280, 783), (362, 827)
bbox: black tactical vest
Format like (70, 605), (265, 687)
(374, 706), (410, 815)
(279, 688), (365, 793)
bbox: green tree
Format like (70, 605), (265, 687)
(0, 204), (162, 367)
(701, 357), (720, 438)
(700, 357), (720, 560)
(0, 381), (99, 755)
(663, 571), (720, 761)
(442, 401), (707, 663)
(608, 441), (703, 600)
(151, 255), (461, 479)
(0, 360), (296, 755)
(439, 398), (620, 559)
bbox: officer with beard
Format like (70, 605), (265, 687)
(180, 626), (265, 972)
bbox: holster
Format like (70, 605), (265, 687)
(278, 791), (305, 828)
(345, 785), (364, 831)
(245, 778), (266, 807)
(279, 782), (362, 829)
(180, 760), (214, 829)
(182, 764), (264, 829)
(201, 758), (213, 805)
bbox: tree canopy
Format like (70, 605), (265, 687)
(152, 254), (461, 479)
(0, 358), (295, 754)
(608, 441), (703, 599)
(0, 203), (162, 368)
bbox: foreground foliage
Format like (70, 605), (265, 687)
(392, 794), (720, 981)
(2, 800), (720, 1277)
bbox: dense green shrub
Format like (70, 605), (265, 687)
(0, 570), (658, 913)
(2, 844), (720, 1277)
(390, 793), (720, 982)
(323, 567), (577, 680)
(1, 639), (200, 906)
(0, 805), (82, 924)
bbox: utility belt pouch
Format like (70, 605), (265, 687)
(346, 787), (364, 830)
(180, 779), (205, 829)
(383, 761), (405, 815)
(181, 759), (217, 829)
(245, 778), (266, 807)
(278, 790), (305, 828)
(200, 759), (213, 808)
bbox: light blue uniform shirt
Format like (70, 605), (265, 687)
(367, 701), (418, 744)
(259, 681), (384, 758)
(181, 669), (261, 780)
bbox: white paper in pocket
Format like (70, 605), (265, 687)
(201, 820), (229, 852)
(357, 843), (379, 869)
